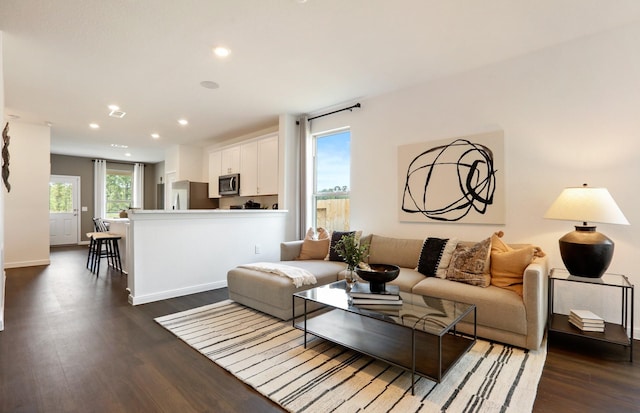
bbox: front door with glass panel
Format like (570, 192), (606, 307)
(49, 175), (80, 245)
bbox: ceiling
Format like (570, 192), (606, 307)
(2, 1), (640, 163)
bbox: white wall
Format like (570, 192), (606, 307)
(165, 144), (205, 182)
(4, 122), (50, 268)
(307, 22), (640, 336)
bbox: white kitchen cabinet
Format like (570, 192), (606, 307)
(240, 140), (258, 197)
(240, 134), (278, 196)
(257, 135), (279, 195)
(221, 146), (241, 175)
(209, 134), (278, 198)
(208, 150), (222, 198)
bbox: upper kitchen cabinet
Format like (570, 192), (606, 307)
(208, 150), (222, 198)
(208, 133), (279, 198)
(221, 146), (241, 175)
(240, 140), (258, 197)
(256, 134), (278, 195)
(241, 134), (278, 196)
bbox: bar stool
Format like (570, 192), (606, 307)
(86, 232), (123, 275)
(86, 217), (123, 276)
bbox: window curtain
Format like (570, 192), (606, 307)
(132, 163), (144, 209)
(94, 159), (107, 219)
(298, 115), (310, 239)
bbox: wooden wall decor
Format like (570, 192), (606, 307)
(2, 122), (11, 192)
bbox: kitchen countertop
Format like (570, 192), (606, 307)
(127, 208), (287, 220)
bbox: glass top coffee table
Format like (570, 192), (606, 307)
(292, 280), (476, 394)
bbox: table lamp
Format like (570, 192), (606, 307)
(544, 184), (629, 278)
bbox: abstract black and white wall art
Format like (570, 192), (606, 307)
(398, 131), (504, 224)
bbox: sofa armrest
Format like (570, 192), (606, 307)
(522, 255), (549, 350)
(280, 240), (304, 261)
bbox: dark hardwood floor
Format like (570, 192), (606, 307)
(0, 246), (638, 412)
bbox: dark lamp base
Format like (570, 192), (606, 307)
(559, 226), (614, 278)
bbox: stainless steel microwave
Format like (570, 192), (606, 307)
(219, 173), (240, 196)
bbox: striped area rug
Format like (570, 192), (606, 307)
(155, 300), (546, 413)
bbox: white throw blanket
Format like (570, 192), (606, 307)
(238, 262), (317, 288)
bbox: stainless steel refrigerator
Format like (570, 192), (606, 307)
(171, 181), (219, 210)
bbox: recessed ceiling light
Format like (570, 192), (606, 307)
(200, 80), (220, 89)
(89, 123), (100, 129)
(178, 119), (189, 126)
(108, 104), (120, 111)
(109, 110), (126, 118)
(110, 143), (129, 148)
(213, 46), (231, 58)
(151, 133), (160, 139)
(124, 153), (132, 157)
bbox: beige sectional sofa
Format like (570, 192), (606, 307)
(227, 233), (548, 350)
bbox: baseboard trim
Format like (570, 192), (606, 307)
(128, 280), (228, 305)
(4, 259), (51, 269)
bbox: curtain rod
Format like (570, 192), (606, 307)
(92, 159), (146, 166)
(308, 102), (361, 121)
(297, 103), (361, 124)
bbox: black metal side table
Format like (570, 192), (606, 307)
(548, 268), (634, 361)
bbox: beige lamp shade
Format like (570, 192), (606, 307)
(544, 184), (629, 277)
(544, 186), (629, 226)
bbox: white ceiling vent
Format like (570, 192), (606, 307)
(109, 110), (126, 118)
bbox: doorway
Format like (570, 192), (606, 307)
(49, 175), (81, 245)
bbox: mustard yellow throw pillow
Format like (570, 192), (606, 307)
(490, 231), (545, 296)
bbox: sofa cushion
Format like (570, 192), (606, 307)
(367, 235), (423, 268)
(411, 276), (527, 335)
(416, 237), (458, 278)
(446, 238), (491, 287)
(297, 227), (330, 260)
(228, 259), (345, 312)
(386, 267), (427, 293)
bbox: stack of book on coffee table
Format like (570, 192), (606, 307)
(569, 309), (605, 332)
(349, 283), (402, 314)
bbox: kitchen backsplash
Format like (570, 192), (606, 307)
(218, 194), (279, 210)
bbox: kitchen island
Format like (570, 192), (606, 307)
(127, 209), (287, 305)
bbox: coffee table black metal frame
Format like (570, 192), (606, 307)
(548, 268), (634, 361)
(292, 280), (476, 395)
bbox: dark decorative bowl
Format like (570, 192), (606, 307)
(355, 264), (400, 293)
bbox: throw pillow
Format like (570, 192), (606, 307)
(445, 237), (491, 287)
(416, 237), (459, 278)
(296, 227), (330, 260)
(490, 231), (545, 296)
(326, 230), (362, 262)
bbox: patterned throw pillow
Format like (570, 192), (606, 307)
(445, 237), (491, 287)
(296, 227), (330, 260)
(416, 237), (459, 278)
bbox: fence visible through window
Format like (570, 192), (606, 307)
(313, 129), (350, 231)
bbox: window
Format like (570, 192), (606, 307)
(105, 170), (132, 218)
(49, 182), (73, 213)
(313, 129), (351, 231)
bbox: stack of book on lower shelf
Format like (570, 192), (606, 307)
(349, 284), (402, 315)
(569, 309), (605, 332)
